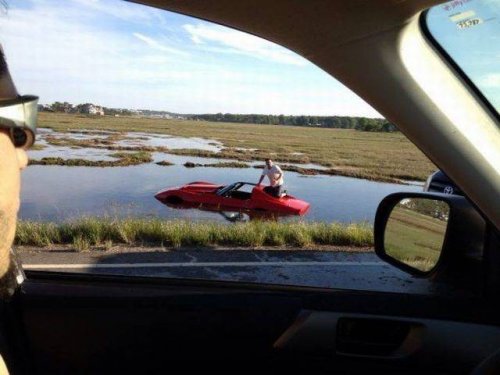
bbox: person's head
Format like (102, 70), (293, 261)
(0, 46), (36, 278)
(265, 158), (273, 168)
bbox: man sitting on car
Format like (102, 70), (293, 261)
(257, 158), (285, 198)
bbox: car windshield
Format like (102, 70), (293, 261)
(5, 0), (456, 293)
(425, 0), (500, 115)
(216, 183), (239, 196)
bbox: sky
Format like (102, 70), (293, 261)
(0, 0), (498, 116)
(0, 0), (383, 116)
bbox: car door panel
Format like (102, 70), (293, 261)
(15, 271), (500, 374)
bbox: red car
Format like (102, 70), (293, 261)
(155, 181), (310, 216)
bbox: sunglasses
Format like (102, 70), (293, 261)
(0, 95), (38, 149)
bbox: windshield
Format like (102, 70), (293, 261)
(216, 183), (238, 196)
(4, 0), (442, 293)
(425, 0), (500, 114)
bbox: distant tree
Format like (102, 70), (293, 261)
(51, 101), (73, 113)
(382, 121), (397, 132)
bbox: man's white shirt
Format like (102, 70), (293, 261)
(261, 165), (284, 186)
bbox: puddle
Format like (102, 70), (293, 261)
(115, 132), (222, 152)
(36, 128), (222, 152)
(32, 128), (223, 161)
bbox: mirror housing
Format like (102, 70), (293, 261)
(375, 192), (485, 278)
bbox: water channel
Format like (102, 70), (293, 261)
(21, 129), (423, 223)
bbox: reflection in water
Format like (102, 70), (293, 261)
(385, 198), (449, 272)
(162, 200), (292, 222)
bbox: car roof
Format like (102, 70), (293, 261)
(141, 0), (438, 49)
(135, 0), (500, 228)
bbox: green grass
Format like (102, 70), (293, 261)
(38, 112), (436, 182)
(384, 207), (447, 271)
(15, 218), (373, 250)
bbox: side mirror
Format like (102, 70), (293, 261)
(375, 192), (485, 277)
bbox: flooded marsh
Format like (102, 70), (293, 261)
(23, 126), (422, 224)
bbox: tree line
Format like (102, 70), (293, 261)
(40, 101), (398, 132)
(40, 102), (134, 116)
(188, 113), (398, 132)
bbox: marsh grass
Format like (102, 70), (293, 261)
(168, 148), (310, 164)
(39, 113), (436, 181)
(109, 151), (153, 164)
(15, 218), (373, 250)
(29, 151), (153, 167)
(183, 161), (250, 168)
(156, 160), (174, 166)
(44, 135), (164, 152)
(30, 143), (47, 151)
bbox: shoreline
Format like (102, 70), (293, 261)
(15, 244), (374, 254)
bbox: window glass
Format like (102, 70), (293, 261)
(2, 0), (437, 291)
(426, 0), (500, 113)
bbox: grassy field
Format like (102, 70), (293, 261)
(39, 113), (436, 182)
(15, 218), (373, 251)
(384, 207), (447, 271)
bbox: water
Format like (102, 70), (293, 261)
(30, 145), (118, 161)
(31, 128), (331, 169)
(20, 162), (421, 223)
(115, 132), (223, 151)
(22, 129), (423, 223)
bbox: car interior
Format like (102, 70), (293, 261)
(227, 190), (252, 200)
(0, 0), (499, 374)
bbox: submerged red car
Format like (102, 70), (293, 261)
(155, 181), (310, 216)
